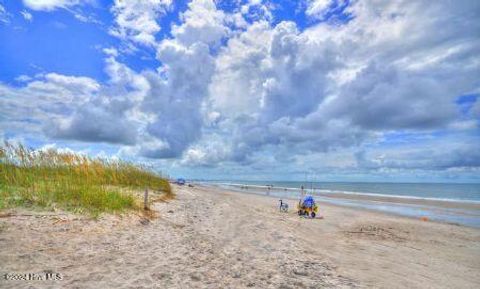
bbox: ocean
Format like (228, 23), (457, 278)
(217, 181), (480, 201)
(201, 181), (480, 228)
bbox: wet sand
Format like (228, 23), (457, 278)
(1, 184), (479, 288)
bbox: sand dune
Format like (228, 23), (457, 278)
(1, 185), (479, 288)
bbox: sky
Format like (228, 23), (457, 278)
(0, 0), (479, 183)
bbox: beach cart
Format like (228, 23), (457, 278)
(297, 196), (318, 218)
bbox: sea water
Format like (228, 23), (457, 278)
(202, 181), (480, 228)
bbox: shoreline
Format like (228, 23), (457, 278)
(201, 183), (480, 228)
(209, 182), (480, 206)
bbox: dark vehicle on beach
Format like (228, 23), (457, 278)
(176, 178), (186, 185)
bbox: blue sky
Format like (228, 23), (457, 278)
(0, 0), (479, 182)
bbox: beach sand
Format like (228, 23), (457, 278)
(1, 184), (479, 288)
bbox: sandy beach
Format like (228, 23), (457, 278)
(1, 184), (479, 289)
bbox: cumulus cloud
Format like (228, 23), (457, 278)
(3, 0), (479, 177)
(204, 19), (353, 161)
(180, 135), (231, 167)
(42, 73), (100, 94)
(37, 0), (228, 155)
(0, 59), (145, 146)
(207, 19), (342, 155)
(330, 63), (458, 130)
(50, 103), (138, 144)
(46, 52), (151, 145)
(239, 0), (273, 23)
(191, 0), (480, 167)
(0, 73), (99, 137)
(109, 0), (172, 47)
(134, 0), (228, 158)
(172, 0), (228, 46)
(2, 0), (228, 156)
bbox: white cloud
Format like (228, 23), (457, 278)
(239, 0), (273, 22)
(47, 53), (151, 145)
(22, 0), (90, 11)
(20, 10), (33, 21)
(14, 75), (32, 82)
(43, 73), (100, 93)
(0, 4), (11, 24)
(171, 0), (228, 46)
(122, 0), (229, 158)
(188, 0), (480, 167)
(305, 0), (333, 18)
(0, 73), (99, 137)
(109, 0), (172, 47)
(1, 0), (229, 156)
(181, 143), (230, 167)
(22, 0), (101, 24)
(204, 19), (348, 161)
(72, 11), (102, 24)
(1, 69), (141, 147)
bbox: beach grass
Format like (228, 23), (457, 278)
(0, 142), (171, 216)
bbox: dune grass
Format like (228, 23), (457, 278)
(0, 142), (171, 216)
